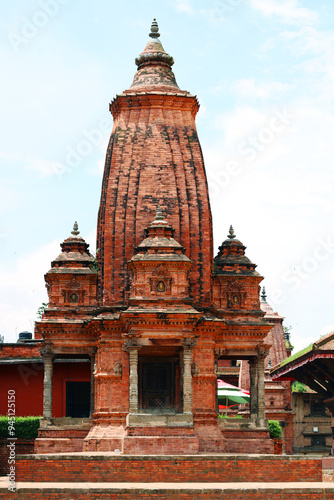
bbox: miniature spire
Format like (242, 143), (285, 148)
(71, 221), (80, 236)
(149, 18), (160, 39)
(261, 286), (267, 303)
(267, 357), (272, 369)
(154, 205), (164, 221)
(228, 225), (236, 240)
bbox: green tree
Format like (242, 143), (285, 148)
(36, 302), (48, 320)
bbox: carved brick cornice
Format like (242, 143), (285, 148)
(110, 93), (199, 119)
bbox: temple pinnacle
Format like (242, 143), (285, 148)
(261, 286), (267, 302)
(228, 225), (236, 240)
(155, 205), (164, 221)
(71, 221), (80, 236)
(149, 18), (160, 39)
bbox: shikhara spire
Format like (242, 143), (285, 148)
(261, 286), (267, 302)
(155, 205), (164, 221)
(228, 225), (236, 240)
(98, 19), (213, 306)
(149, 18), (160, 39)
(71, 221), (80, 236)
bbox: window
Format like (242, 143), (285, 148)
(70, 293), (78, 303)
(311, 436), (326, 447)
(310, 400), (326, 416)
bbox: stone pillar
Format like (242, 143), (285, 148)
(257, 353), (266, 427)
(183, 338), (196, 414)
(43, 354), (53, 420)
(90, 348), (97, 417)
(128, 346), (141, 414)
(249, 358), (258, 419)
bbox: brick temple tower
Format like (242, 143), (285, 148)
(97, 18), (213, 308)
(36, 20), (275, 455)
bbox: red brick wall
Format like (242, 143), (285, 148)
(16, 455), (322, 483)
(0, 344), (41, 359)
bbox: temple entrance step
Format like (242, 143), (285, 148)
(34, 425), (90, 453)
(1, 481), (334, 499)
(15, 453), (323, 483)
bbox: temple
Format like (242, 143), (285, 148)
(34, 20), (276, 454)
(239, 287), (294, 453)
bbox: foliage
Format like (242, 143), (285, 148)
(268, 420), (282, 439)
(291, 381), (308, 393)
(218, 414), (243, 419)
(0, 416), (41, 440)
(36, 302), (48, 320)
(280, 343), (313, 367)
(91, 249), (99, 271)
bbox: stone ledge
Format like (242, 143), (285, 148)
(1, 482), (334, 500)
(126, 413), (193, 427)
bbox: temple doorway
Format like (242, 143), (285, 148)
(66, 381), (90, 418)
(139, 358), (180, 413)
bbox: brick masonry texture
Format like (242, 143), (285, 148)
(15, 454), (322, 483)
(97, 94), (213, 307)
(1, 486), (334, 500)
(0, 440), (34, 475)
(0, 344), (41, 359)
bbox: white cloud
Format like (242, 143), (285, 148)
(214, 105), (265, 147)
(0, 227), (96, 344)
(249, 0), (317, 25)
(206, 75), (334, 357)
(0, 239), (59, 343)
(320, 325), (334, 338)
(232, 79), (293, 100)
(175, 0), (195, 15)
(264, 27), (334, 59)
(24, 157), (65, 178)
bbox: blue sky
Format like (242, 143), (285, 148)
(1, 0), (334, 354)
